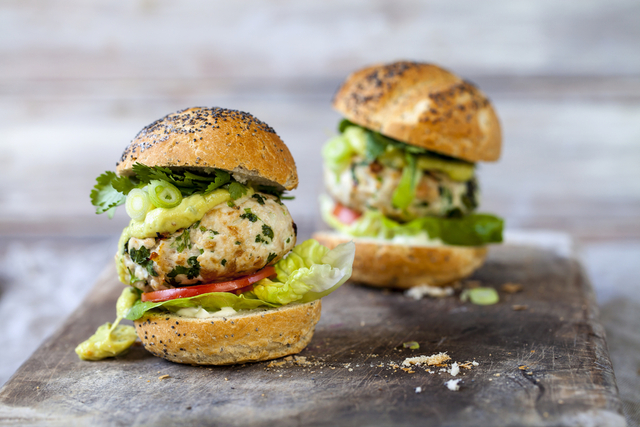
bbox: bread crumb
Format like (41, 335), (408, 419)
(472, 361), (479, 366)
(415, 387), (422, 394)
(519, 365), (528, 370)
(531, 350), (536, 353)
(445, 379), (461, 391)
(494, 373), (501, 377)
(158, 375), (170, 380)
(501, 283), (523, 293)
(405, 285), (454, 300)
(284, 356), (293, 361)
(403, 352), (450, 367)
(512, 305), (528, 311)
(450, 362), (460, 377)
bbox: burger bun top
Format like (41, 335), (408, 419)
(332, 61), (501, 162)
(116, 107), (298, 190)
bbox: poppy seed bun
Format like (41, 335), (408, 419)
(116, 107), (298, 190)
(134, 300), (321, 365)
(312, 231), (486, 289)
(332, 61), (501, 163)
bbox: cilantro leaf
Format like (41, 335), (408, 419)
(338, 118), (356, 133)
(364, 132), (387, 162)
(111, 175), (138, 195)
(90, 171), (127, 218)
(204, 170), (231, 193)
(166, 256), (201, 285)
(228, 182), (248, 200)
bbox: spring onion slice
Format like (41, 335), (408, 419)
(125, 188), (153, 221)
(147, 180), (182, 208)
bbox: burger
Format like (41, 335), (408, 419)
(76, 106), (355, 365)
(313, 62), (503, 288)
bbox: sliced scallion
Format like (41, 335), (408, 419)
(147, 180), (182, 208)
(125, 188), (153, 221)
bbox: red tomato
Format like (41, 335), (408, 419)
(333, 203), (362, 225)
(141, 266), (276, 303)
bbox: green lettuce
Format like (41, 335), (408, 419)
(253, 239), (355, 304)
(323, 121), (475, 182)
(125, 239), (355, 320)
(321, 196), (502, 246)
(125, 291), (277, 321)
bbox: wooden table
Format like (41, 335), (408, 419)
(0, 245), (626, 426)
(1, 1), (639, 424)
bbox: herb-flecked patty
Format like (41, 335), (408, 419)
(121, 192), (296, 292)
(324, 159), (478, 222)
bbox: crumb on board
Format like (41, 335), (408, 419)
(450, 362), (460, 377)
(415, 387), (422, 394)
(519, 365), (528, 370)
(501, 283), (524, 293)
(512, 304), (528, 311)
(405, 285), (454, 300)
(445, 379), (461, 391)
(403, 352), (451, 367)
(158, 375), (170, 380)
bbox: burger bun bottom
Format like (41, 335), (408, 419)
(313, 231), (487, 289)
(135, 300), (321, 365)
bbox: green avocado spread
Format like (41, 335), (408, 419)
(122, 188), (231, 242)
(75, 288), (139, 361)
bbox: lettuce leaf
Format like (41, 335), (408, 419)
(125, 291), (277, 321)
(253, 239), (355, 304)
(321, 196), (503, 246)
(125, 239), (356, 320)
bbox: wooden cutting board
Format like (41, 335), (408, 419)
(0, 245), (625, 426)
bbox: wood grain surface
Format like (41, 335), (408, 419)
(0, 245), (625, 426)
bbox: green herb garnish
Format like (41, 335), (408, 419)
(172, 229), (192, 252)
(228, 182), (248, 200)
(240, 208), (259, 222)
(262, 224), (274, 240)
(128, 246), (158, 277)
(165, 256), (201, 286)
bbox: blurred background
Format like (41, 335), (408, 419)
(1, 0), (639, 421)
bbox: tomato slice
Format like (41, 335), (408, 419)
(141, 266), (276, 303)
(333, 203), (362, 225)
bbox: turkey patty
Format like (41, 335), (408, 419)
(120, 192), (296, 292)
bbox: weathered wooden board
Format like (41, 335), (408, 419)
(0, 246), (625, 426)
